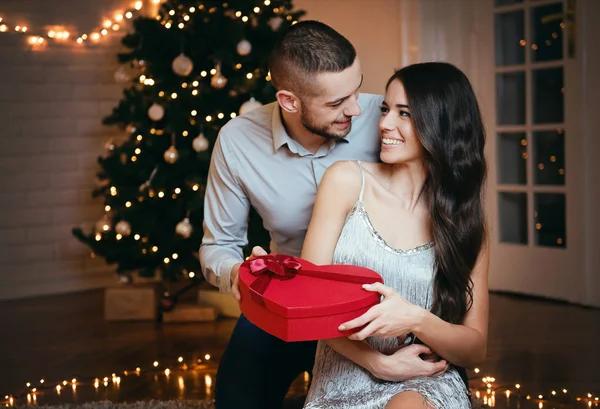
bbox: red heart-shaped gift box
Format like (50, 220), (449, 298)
(238, 254), (383, 342)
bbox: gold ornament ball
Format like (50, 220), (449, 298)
(148, 103), (165, 121)
(172, 53), (194, 77)
(164, 146), (179, 164)
(176, 218), (193, 238)
(239, 97), (263, 116)
(115, 220), (132, 236)
(237, 39), (252, 56)
(192, 133), (210, 152)
(211, 72), (228, 89)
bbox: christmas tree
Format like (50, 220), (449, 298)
(73, 0), (305, 285)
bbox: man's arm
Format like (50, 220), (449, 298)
(200, 131), (250, 293)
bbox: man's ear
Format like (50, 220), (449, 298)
(276, 90), (301, 114)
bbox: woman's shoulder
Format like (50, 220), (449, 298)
(319, 160), (364, 201)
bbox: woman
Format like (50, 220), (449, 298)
(301, 62), (489, 409)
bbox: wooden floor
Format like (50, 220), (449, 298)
(0, 290), (598, 408)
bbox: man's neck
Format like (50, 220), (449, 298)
(280, 109), (328, 153)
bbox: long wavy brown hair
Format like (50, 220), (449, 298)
(386, 62), (487, 324)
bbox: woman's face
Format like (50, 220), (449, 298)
(378, 79), (425, 165)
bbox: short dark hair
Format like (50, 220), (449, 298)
(268, 20), (356, 96)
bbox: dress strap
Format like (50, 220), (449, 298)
(356, 160), (366, 202)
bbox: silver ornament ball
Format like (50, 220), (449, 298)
(115, 220), (132, 236)
(237, 39), (252, 56)
(239, 97), (263, 116)
(176, 218), (193, 238)
(211, 72), (228, 89)
(172, 53), (194, 77)
(192, 133), (210, 152)
(164, 146), (179, 164)
(148, 103), (165, 121)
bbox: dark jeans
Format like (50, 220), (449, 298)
(215, 314), (317, 409)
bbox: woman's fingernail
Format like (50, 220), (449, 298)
(362, 284), (370, 288)
(338, 325), (346, 331)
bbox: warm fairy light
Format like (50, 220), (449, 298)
(178, 22), (184, 29)
(0, 25), (7, 32)
(134, 1), (143, 10)
(210, 68), (217, 75)
(191, 110), (198, 116)
(205, 374), (212, 388)
(71, 378), (77, 384)
(192, 89), (199, 96)
(552, 391), (556, 395)
(153, 361), (159, 367)
(563, 389), (568, 393)
(264, 0), (271, 5)
(235, 11), (242, 17)
(164, 369), (170, 376)
(105, 205), (111, 211)
(204, 354), (211, 360)
(178, 357), (184, 362)
(165, 22), (172, 29)
(164, 257), (170, 264)
(135, 148), (141, 154)
(174, 187), (181, 194)
(254, 7), (261, 12)
(201, 71), (208, 77)
(158, 191), (165, 198)
(206, 115), (213, 122)
(189, 271), (196, 278)
(101, 29), (108, 35)
(474, 368), (480, 374)
(152, 246), (158, 252)
(77, 38), (83, 44)
(218, 113), (225, 119)
(134, 234), (140, 240)
(538, 394), (543, 399)
(193, 184), (199, 191)
(95, 234), (101, 241)
(91, 32), (100, 41)
(103, 20), (112, 28)
(246, 73), (254, 79)
(112, 24), (120, 31)
(231, 112), (237, 118)
(126, 11), (133, 19)
(189, 7), (196, 13)
(515, 384), (521, 389)
(136, 134), (143, 141)
(116, 234), (123, 240)
(171, 92), (178, 99)
(242, 16), (249, 22)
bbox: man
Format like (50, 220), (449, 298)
(200, 21), (449, 409)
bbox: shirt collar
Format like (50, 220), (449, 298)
(272, 104), (298, 153)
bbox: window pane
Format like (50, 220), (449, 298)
(499, 192), (528, 244)
(496, 71), (526, 125)
(498, 133), (527, 185)
(533, 67), (564, 124)
(495, 11), (525, 67)
(534, 193), (566, 247)
(531, 2), (564, 62)
(533, 129), (565, 185)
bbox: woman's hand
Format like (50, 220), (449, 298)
(339, 282), (426, 341)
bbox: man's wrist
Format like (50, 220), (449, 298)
(217, 260), (240, 293)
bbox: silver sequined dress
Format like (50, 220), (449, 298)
(304, 161), (471, 409)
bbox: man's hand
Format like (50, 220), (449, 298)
(371, 344), (449, 382)
(230, 246), (268, 301)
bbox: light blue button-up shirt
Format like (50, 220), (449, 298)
(200, 93), (383, 292)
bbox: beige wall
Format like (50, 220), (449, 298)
(294, 0), (403, 95)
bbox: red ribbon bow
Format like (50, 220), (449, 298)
(246, 255), (378, 307)
(248, 255), (303, 297)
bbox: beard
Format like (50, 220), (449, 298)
(300, 103), (352, 140)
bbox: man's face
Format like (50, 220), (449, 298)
(299, 58), (363, 140)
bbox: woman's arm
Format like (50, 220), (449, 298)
(411, 243), (490, 368)
(341, 244), (490, 369)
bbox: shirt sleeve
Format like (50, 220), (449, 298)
(199, 130), (250, 293)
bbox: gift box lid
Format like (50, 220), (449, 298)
(239, 255), (383, 319)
